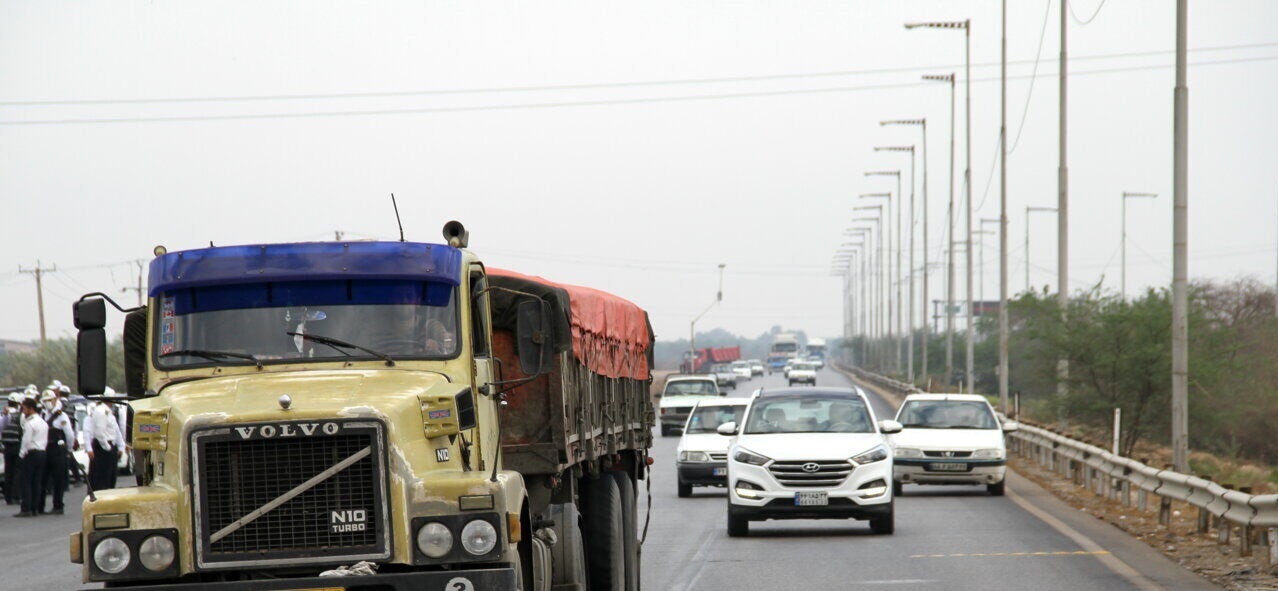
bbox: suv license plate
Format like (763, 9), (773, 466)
(794, 491), (828, 506)
(929, 462), (968, 472)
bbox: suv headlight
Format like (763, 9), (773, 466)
(460, 519), (498, 556)
(138, 535), (175, 572)
(852, 444), (889, 465)
(732, 448), (770, 466)
(972, 448), (1005, 460)
(93, 537), (131, 575)
(894, 447), (923, 459)
(416, 522), (453, 558)
(679, 451), (710, 463)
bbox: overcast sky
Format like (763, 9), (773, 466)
(2, 1), (1275, 346)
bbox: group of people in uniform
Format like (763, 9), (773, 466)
(0, 381), (127, 518)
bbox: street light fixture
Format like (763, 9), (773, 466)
(688, 264), (726, 373)
(1121, 192), (1158, 299)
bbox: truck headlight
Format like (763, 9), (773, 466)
(93, 537), (131, 575)
(972, 448), (1005, 460)
(893, 447), (923, 459)
(679, 451), (710, 463)
(138, 535), (175, 572)
(852, 444), (889, 464)
(416, 522), (453, 558)
(461, 519), (498, 556)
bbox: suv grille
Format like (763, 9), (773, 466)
(768, 460), (854, 487)
(191, 420), (390, 569)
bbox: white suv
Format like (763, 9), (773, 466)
(720, 387), (901, 537)
(890, 393), (1018, 496)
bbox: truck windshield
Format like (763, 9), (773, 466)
(155, 281), (459, 369)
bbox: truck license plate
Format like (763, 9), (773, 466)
(712, 467), (727, 476)
(794, 491), (828, 506)
(929, 462), (968, 472)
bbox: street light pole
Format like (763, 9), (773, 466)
(1121, 192), (1158, 299)
(1057, 0), (1071, 398)
(875, 148), (917, 382)
(999, 0), (1011, 413)
(854, 213), (885, 368)
(865, 173), (902, 374)
(1171, 0), (1189, 474)
(688, 263), (726, 373)
(924, 72), (956, 388)
(1026, 207), (1058, 293)
(882, 119), (930, 386)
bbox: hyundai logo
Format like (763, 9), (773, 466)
(801, 462), (821, 473)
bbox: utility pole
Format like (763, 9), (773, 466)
(19, 261), (57, 345)
(1057, 0), (1070, 398)
(963, 19), (974, 395)
(1170, 0), (1189, 474)
(999, 0), (1011, 413)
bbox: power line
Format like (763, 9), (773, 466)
(1068, 0), (1109, 26)
(3, 54), (1273, 127)
(1008, 0), (1053, 154)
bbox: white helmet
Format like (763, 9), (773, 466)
(6, 393), (22, 404)
(103, 386), (118, 398)
(59, 385), (71, 394)
(40, 390), (57, 402)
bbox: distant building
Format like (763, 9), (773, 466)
(0, 339), (37, 356)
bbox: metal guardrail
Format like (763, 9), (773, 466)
(845, 364), (1278, 566)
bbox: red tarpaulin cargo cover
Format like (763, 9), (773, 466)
(489, 268), (653, 381)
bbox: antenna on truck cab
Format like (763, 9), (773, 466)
(390, 193), (405, 242)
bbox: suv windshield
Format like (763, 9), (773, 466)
(685, 404), (746, 434)
(744, 395), (873, 434)
(664, 380), (717, 396)
(155, 280), (459, 369)
(897, 400), (998, 429)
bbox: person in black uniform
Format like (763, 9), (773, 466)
(0, 396), (23, 505)
(41, 392), (74, 515)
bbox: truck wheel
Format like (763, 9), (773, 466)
(581, 475), (625, 591)
(549, 504), (587, 590)
(869, 501), (895, 535)
(607, 471), (640, 591)
(727, 505), (749, 537)
(677, 477), (692, 498)
(988, 480), (1006, 496)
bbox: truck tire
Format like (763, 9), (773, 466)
(607, 471), (640, 591)
(549, 504), (587, 590)
(581, 475), (625, 591)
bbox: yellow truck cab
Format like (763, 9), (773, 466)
(70, 222), (654, 591)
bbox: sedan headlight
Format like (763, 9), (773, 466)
(893, 447), (923, 459)
(732, 448), (770, 466)
(138, 535), (175, 572)
(852, 444), (890, 465)
(416, 522), (453, 558)
(972, 448), (1006, 460)
(93, 537), (131, 575)
(460, 519), (498, 556)
(679, 451), (711, 463)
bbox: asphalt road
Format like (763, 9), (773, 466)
(637, 367), (1222, 591)
(1, 367), (1221, 590)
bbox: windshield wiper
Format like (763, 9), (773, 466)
(159, 349), (262, 369)
(287, 332), (396, 367)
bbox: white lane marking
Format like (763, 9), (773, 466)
(1007, 479), (1164, 591)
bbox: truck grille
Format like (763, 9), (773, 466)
(191, 420), (390, 569)
(768, 460), (854, 487)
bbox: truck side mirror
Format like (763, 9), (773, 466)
(74, 298), (108, 396)
(516, 299), (553, 375)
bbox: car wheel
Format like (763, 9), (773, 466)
(869, 501), (895, 535)
(727, 506), (749, 537)
(660, 425), (671, 437)
(988, 480), (1006, 496)
(892, 480), (903, 497)
(677, 478), (692, 498)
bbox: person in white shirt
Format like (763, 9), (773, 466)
(84, 400), (125, 491)
(15, 398), (48, 517)
(40, 392), (75, 514)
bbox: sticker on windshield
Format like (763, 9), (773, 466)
(160, 296), (177, 355)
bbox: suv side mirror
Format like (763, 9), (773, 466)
(74, 298), (108, 396)
(716, 422), (737, 436)
(878, 420), (903, 434)
(516, 299), (553, 375)
(1001, 421), (1020, 433)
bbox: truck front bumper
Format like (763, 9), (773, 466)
(81, 568), (518, 591)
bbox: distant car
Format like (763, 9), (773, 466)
(658, 375), (722, 436)
(710, 364), (738, 390)
(782, 358), (801, 378)
(730, 361), (753, 380)
(675, 399), (748, 497)
(721, 387), (900, 537)
(787, 361), (819, 386)
(749, 360), (765, 377)
(889, 393), (1018, 496)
